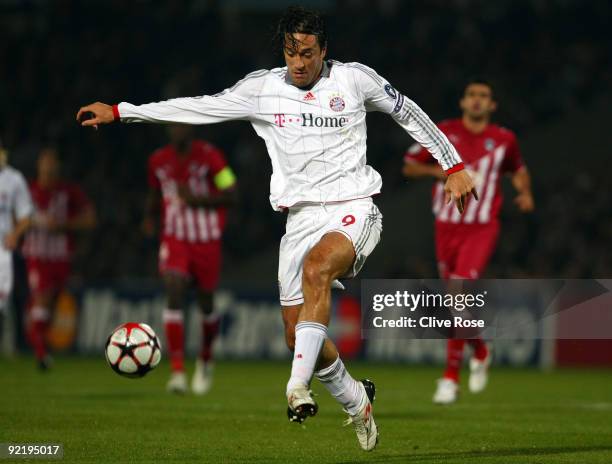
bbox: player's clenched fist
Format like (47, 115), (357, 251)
(76, 102), (115, 129)
(444, 169), (479, 214)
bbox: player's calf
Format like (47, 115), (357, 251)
(286, 321), (327, 422)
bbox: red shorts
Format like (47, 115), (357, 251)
(26, 259), (71, 295)
(435, 221), (500, 280)
(159, 238), (222, 291)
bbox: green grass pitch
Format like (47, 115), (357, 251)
(1, 357), (611, 463)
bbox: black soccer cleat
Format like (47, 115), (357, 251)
(287, 402), (319, 424)
(361, 378), (376, 404)
(287, 386), (318, 424)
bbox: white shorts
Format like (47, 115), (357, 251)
(278, 197), (383, 306)
(0, 246), (13, 312)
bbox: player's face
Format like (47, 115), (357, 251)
(37, 150), (60, 185)
(283, 33), (326, 88)
(167, 125), (193, 145)
(460, 84), (496, 120)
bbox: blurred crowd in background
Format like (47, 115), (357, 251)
(1, 0), (610, 285)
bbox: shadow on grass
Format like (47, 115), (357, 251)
(53, 391), (158, 400)
(371, 411), (439, 420)
(334, 444), (612, 463)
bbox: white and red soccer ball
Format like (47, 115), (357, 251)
(105, 322), (162, 378)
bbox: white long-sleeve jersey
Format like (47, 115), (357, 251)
(0, 166), (33, 247)
(117, 60), (463, 211)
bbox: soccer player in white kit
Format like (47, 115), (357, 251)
(0, 141), (33, 344)
(77, 6), (477, 451)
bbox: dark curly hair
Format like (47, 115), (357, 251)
(274, 6), (327, 54)
(464, 77), (495, 99)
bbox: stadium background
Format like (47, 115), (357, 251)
(2, 2), (612, 463)
(1, 0), (611, 366)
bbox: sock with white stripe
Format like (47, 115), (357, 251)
(315, 356), (365, 415)
(286, 321), (327, 395)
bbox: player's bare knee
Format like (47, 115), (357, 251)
(165, 283), (185, 309)
(302, 252), (333, 289)
(33, 292), (52, 308)
(197, 290), (214, 315)
(167, 294), (183, 310)
(164, 273), (188, 309)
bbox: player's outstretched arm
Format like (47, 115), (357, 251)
(355, 64), (473, 213)
(76, 102), (115, 128)
(402, 161), (445, 180)
(76, 72), (262, 129)
(355, 64), (463, 170)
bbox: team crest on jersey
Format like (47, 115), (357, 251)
(484, 138), (496, 151)
(384, 84), (397, 100)
(329, 94), (346, 112)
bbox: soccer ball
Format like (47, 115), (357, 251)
(105, 322), (162, 378)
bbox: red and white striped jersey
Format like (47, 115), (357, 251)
(405, 119), (523, 225)
(148, 140), (229, 244)
(23, 181), (91, 261)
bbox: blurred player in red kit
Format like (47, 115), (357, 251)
(144, 125), (237, 395)
(23, 148), (97, 370)
(403, 79), (534, 404)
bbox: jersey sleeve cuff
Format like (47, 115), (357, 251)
(445, 162), (464, 175)
(112, 104), (120, 122)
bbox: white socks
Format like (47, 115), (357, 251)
(315, 356), (365, 415)
(162, 308), (183, 324)
(287, 322), (365, 415)
(286, 322), (327, 394)
(286, 322), (365, 416)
